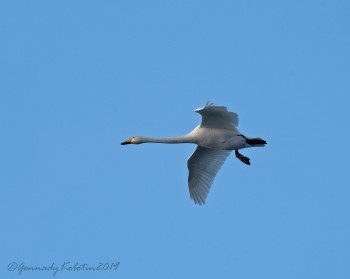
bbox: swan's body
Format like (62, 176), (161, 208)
(121, 102), (267, 205)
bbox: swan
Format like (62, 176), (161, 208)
(121, 102), (267, 205)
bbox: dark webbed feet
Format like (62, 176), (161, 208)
(235, 150), (251, 165)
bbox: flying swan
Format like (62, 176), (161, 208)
(121, 102), (267, 205)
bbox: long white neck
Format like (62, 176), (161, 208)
(140, 134), (195, 144)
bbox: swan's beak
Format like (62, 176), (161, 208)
(121, 138), (132, 145)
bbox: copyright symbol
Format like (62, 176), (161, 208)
(8, 262), (18, 271)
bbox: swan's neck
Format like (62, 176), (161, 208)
(140, 134), (195, 144)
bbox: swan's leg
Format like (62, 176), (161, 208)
(235, 150), (251, 165)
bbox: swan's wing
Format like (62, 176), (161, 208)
(187, 146), (231, 205)
(195, 102), (239, 131)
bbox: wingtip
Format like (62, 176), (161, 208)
(205, 101), (214, 107)
(191, 197), (206, 205)
(194, 101), (214, 113)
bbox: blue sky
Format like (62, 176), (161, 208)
(1, 1), (350, 278)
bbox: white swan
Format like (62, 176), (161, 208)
(121, 102), (267, 205)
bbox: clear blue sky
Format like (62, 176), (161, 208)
(1, 1), (350, 278)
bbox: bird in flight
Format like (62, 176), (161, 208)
(121, 102), (267, 205)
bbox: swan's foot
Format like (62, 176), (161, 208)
(235, 150), (250, 165)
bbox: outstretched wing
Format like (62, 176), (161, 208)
(195, 102), (239, 131)
(187, 145), (231, 205)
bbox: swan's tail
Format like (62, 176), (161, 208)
(246, 137), (267, 147)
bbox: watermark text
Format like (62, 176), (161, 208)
(7, 261), (120, 276)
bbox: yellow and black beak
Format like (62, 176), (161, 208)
(121, 138), (132, 145)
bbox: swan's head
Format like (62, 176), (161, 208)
(121, 136), (143, 145)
